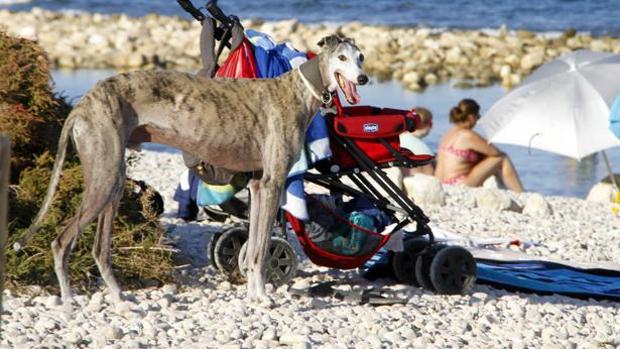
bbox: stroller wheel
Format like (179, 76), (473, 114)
(415, 253), (435, 292)
(214, 226), (248, 284)
(207, 231), (223, 268)
(238, 237), (298, 287)
(415, 244), (446, 292)
(430, 246), (477, 295)
(391, 237), (428, 286)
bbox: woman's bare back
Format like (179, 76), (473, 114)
(435, 127), (480, 182)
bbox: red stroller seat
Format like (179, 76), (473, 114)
(328, 99), (435, 170)
(286, 207), (392, 270)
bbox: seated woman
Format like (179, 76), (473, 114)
(434, 99), (524, 192)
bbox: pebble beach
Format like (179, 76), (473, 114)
(2, 149), (619, 349)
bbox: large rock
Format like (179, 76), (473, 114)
(586, 182), (614, 203)
(402, 71), (420, 85)
(586, 175), (620, 203)
(482, 175), (500, 189)
(403, 174), (445, 206)
(474, 188), (521, 212)
(522, 193), (552, 217)
(445, 46), (464, 64)
(520, 51), (545, 71)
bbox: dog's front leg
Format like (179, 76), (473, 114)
(244, 178), (262, 301)
(244, 173), (285, 304)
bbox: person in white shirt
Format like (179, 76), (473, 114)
(399, 107), (434, 176)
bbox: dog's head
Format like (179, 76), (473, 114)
(318, 34), (368, 105)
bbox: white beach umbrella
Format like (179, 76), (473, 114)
(479, 50), (620, 160)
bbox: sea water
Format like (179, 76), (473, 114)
(2, 0), (620, 36)
(51, 69), (620, 199)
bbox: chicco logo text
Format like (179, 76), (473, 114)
(363, 123), (379, 133)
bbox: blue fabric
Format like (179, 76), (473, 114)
(252, 44), (292, 79)
(246, 29), (308, 68)
(610, 95), (620, 139)
(246, 29), (277, 50)
(282, 113), (331, 220)
(196, 173), (250, 206)
(344, 196), (392, 231)
(477, 260), (620, 301)
(359, 248), (392, 280)
(273, 43), (309, 68)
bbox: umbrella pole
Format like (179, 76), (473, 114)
(601, 150), (618, 191)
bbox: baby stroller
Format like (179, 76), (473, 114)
(178, 0), (477, 295)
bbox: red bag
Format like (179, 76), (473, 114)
(215, 38), (259, 79)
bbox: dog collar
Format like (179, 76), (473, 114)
(298, 58), (331, 106)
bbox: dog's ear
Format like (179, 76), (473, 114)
(342, 37), (356, 46)
(317, 35), (342, 51)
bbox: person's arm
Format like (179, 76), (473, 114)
(420, 163), (434, 175)
(461, 130), (503, 156)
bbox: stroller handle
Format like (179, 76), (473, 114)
(176, 0), (231, 45)
(177, 0), (205, 22)
(206, 0), (238, 28)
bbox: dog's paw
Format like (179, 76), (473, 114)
(247, 298), (276, 310)
(59, 293), (77, 311)
(247, 293), (275, 309)
(60, 301), (75, 318)
(257, 296), (276, 309)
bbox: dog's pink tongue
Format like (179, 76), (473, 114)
(344, 79), (361, 105)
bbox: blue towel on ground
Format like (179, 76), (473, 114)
(476, 260), (620, 301)
(360, 247), (620, 301)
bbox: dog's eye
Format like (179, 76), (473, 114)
(359, 54), (364, 62)
(338, 55), (347, 62)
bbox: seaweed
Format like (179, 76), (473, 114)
(1, 30), (174, 292)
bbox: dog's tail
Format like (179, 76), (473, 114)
(13, 113), (77, 251)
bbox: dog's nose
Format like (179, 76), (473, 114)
(357, 75), (369, 85)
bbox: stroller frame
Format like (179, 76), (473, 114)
(181, 0), (477, 295)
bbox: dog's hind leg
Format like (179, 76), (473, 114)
(92, 190), (124, 305)
(53, 166), (124, 310)
(52, 201), (105, 310)
(51, 216), (80, 308)
(53, 114), (126, 310)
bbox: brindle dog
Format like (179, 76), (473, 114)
(16, 34), (368, 308)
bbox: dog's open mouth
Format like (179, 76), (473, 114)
(336, 72), (361, 105)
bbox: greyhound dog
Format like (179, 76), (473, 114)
(16, 34), (368, 306)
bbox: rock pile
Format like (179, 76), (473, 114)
(2, 8), (620, 90)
